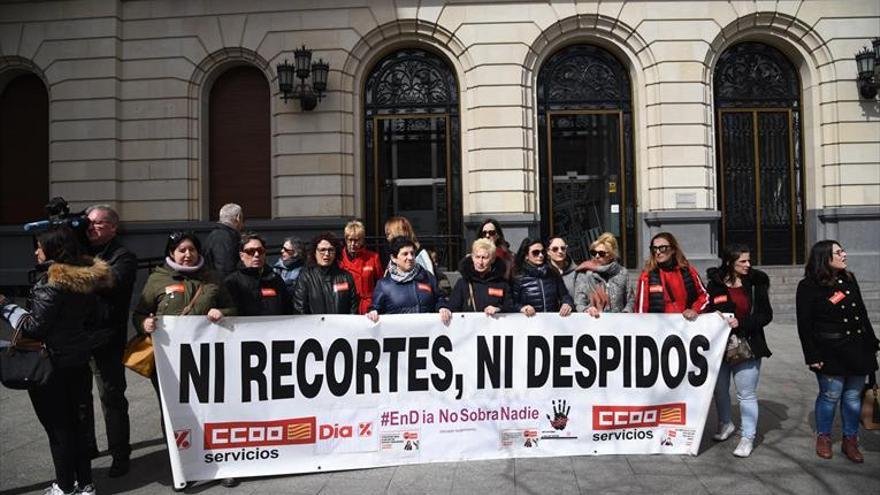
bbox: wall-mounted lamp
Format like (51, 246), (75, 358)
(854, 38), (880, 99)
(276, 45), (329, 111)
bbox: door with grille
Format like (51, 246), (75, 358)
(715, 42), (805, 265)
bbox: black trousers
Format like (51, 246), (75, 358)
(28, 363), (93, 493)
(84, 333), (132, 460)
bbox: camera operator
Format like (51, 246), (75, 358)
(81, 205), (137, 478)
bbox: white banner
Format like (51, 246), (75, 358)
(154, 313), (729, 488)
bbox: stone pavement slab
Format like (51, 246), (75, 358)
(2, 323), (878, 495)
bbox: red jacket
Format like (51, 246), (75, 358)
(339, 247), (383, 314)
(635, 265), (708, 314)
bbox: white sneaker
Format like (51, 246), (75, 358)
(713, 422), (736, 441)
(43, 483), (74, 495)
(733, 437), (754, 457)
(78, 484), (96, 495)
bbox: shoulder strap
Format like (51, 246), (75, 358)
(180, 285), (204, 316)
(468, 283), (476, 311)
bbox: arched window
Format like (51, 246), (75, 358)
(208, 66), (271, 219)
(537, 45), (637, 266)
(363, 48), (462, 267)
(0, 73), (48, 224)
(714, 41), (805, 265)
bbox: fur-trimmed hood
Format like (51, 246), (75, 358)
(46, 257), (114, 293)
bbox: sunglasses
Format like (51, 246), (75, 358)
(549, 246), (567, 253)
(281, 247), (294, 253)
(168, 231), (193, 244)
(589, 249), (609, 258)
(481, 229), (498, 238)
(317, 247), (336, 254)
(650, 245), (672, 254)
(242, 247), (266, 256)
(529, 249), (545, 257)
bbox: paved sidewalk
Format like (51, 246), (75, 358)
(2, 323), (878, 495)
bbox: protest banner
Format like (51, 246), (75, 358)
(153, 312), (728, 488)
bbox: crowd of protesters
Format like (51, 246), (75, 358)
(1, 201), (878, 495)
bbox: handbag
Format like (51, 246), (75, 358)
(861, 372), (880, 430)
(122, 334), (154, 377)
(0, 328), (54, 390)
(123, 285), (203, 378)
(724, 333), (754, 365)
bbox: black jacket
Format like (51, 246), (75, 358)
(511, 262), (574, 312)
(203, 223), (240, 278)
(705, 267), (773, 359)
(370, 265), (448, 314)
(292, 264), (359, 315)
(225, 265), (293, 316)
(89, 238), (137, 347)
(449, 256), (514, 312)
(796, 273), (879, 375)
(2, 258), (113, 368)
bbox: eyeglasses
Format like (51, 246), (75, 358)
(833, 249), (846, 256)
(549, 246), (567, 253)
(242, 247), (265, 256)
(589, 249), (609, 258)
(481, 229), (497, 238)
(650, 245), (672, 254)
(529, 249), (545, 257)
(317, 247), (336, 254)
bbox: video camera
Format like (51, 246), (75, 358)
(23, 197), (90, 236)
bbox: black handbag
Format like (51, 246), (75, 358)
(0, 328), (53, 390)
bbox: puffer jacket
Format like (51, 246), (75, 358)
(292, 264), (359, 315)
(1, 258), (113, 368)
(225, 265), (293, 316)
(511, 262), (574, 312)
(574, 261), (634, 313)
(705, 267), (772, 359)
(370, 264), (448, 314)
(448, 256), (514, 312)
(132, 263), (236, 333)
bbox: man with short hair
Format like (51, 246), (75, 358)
(203, 203), (244, 278)
(83, 204), (137, 478)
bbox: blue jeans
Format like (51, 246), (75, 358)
(714, 358), (761, 439)
(815, 373), (865, 437)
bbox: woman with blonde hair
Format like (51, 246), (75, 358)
(339, 220), (382, 314)
(384, 216), (435, 275)
(574, 232), (633, 315)
(449, 238), (514, 315)
(634, 232), (707, 319)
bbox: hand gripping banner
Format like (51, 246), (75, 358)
(153, 313), (729, 487)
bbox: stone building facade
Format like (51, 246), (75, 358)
(0, 0), (878, 287)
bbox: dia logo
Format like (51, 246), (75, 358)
(174, 429), (191, 450)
